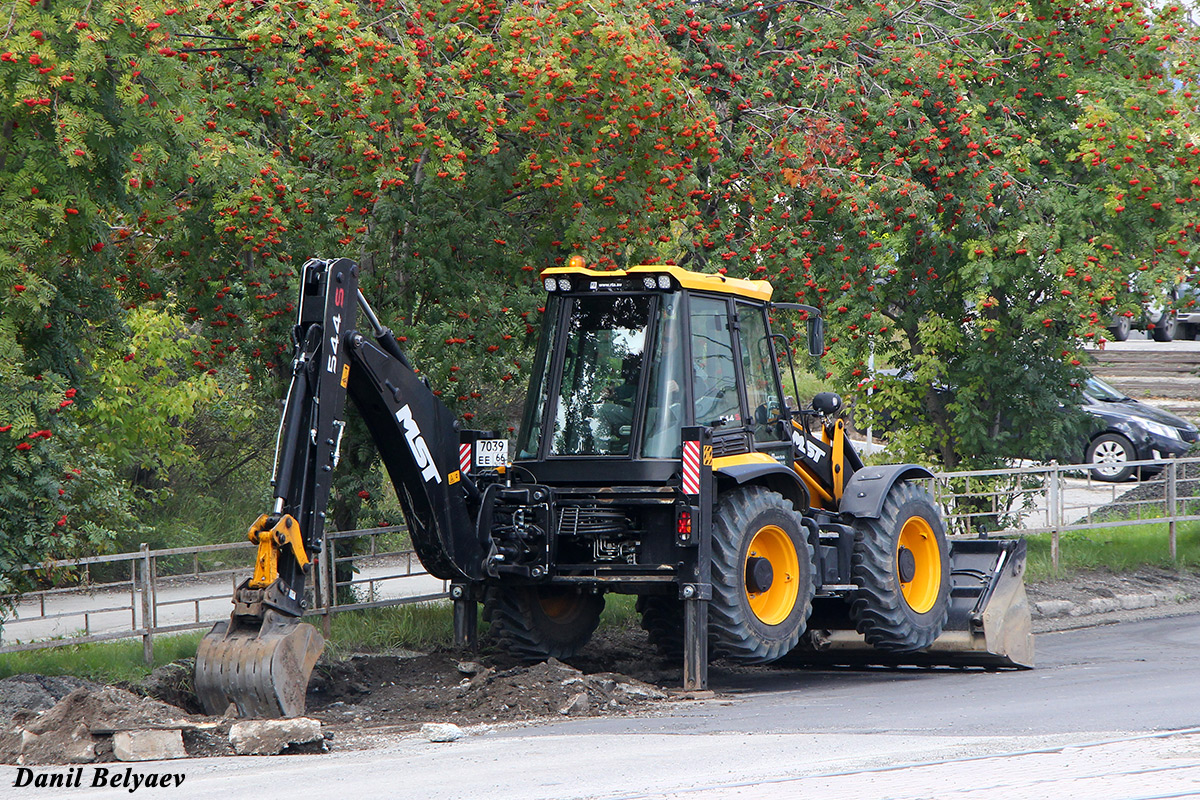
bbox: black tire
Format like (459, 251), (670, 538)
(483, 586), (604, 662)
(1150, 311), (1176, 342)
(1108, 316), (1131, 342)
(709, 486), (815, 664)
(849, 480), (950, 652)
(1086, 432), (1136, 482)
(636, 595), (685, 657)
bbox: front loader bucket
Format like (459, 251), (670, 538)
(194, 610), (325, 718)
(930, 538), (1034, 668)
(796, 538), (1034, 669)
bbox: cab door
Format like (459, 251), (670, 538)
(734, 301), (790, 459)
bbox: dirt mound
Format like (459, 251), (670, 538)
(1092, 460), (1200, 520)
(0, 674), (101, 725)
(123, 659), (204, 715)
(0, 685), (224, 765)
(307, 647), (670, 733)
(1, 624), (678, 763)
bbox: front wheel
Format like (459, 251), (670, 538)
(484, 586), (604, 662)
(1087, 433), (1136, 482)
(709, 486), (815, 664)
(1108, 316), (1131, 342)
(1150, 311), (1176, 342)
(849, 480), (950, 652)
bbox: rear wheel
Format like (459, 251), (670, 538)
(709, 486), (815, 664)
(849, 480), (950, 652)
(636, 595), (685, 657)
(1087, 432), (1136, 482)
(484, 586), (604, 662)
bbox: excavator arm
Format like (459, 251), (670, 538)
(195, 258), (481, 718)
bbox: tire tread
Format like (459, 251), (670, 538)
(484, 588), (603, 662)
(849, 481), (949, 652)
(709, 486), (816, 664)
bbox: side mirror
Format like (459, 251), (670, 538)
(808, 316), (824, 357)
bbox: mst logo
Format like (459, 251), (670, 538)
(791, 428), (826, 463)
(395, 404), (442, 484)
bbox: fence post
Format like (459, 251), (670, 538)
(139, 543), (154, 667)
(320, 533), (332, 638)
(1168, 459), (1178, 563)
(1048, 462), (1061, 575)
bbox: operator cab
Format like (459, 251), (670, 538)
(515, 264), (821, 484)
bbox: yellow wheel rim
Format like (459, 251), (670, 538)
(537, 590), (574, 619)
(745, 525), (800, 626)
(897, 515), (941, 614)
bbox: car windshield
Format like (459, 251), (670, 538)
(1084, 375), (1127, 402)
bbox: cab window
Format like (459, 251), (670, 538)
(689, 296), (741, 428)
(738, 303), (786, 443)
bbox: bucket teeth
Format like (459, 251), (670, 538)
(195, 612), (325, 718)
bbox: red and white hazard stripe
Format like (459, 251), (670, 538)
(459, 443), (472, 474)
(682, 440), (701, 495)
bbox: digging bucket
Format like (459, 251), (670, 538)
(194, 610), (325, 718)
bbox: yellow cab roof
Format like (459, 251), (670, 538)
(540, 263), (773, 303)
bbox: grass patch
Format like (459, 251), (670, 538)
(325, 592), (640, 658)
(0, 592), (645, 683)
(322, 602), (458, 658)
(1022, 520), (1200, 582)
(599, 593), (639, 629)
(0, 631), (205, 685)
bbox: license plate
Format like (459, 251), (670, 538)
(475, 439), (509, 468)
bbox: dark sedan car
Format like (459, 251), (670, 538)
(873, 370), (1197, 481)
(1082, 375), (1199, 481)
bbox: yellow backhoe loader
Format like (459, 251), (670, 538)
(195, 257), (1032, 718)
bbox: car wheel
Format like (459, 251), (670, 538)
(1150, 311), (1176, 342)
(1108, 316), (1131, 342)
(1086, 433), (1136, 482)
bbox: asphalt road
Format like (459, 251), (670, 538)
(26, 614), (1200, 800)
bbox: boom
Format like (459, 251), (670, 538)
(195, 257), (482, 717)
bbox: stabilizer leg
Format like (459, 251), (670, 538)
(452, 584), (478, 652)
(683, 595), (709, 691)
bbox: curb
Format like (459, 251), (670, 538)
(1032, 590), (1186, 620)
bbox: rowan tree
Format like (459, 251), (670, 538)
(653, 0), (1200, 469)
(0, 0), (219, 582)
